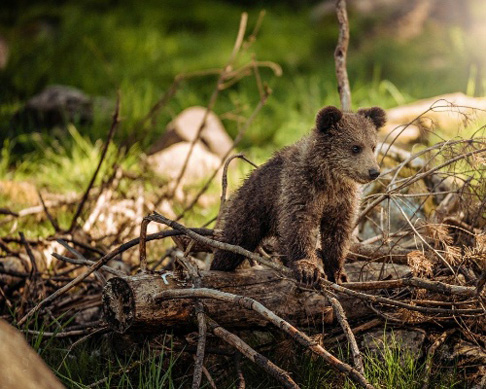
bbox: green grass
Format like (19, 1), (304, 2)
(29, 330), (464, 389)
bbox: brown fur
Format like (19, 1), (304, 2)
(211, 106), (386, 284)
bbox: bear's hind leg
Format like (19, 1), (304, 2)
(210, 223), (266, 271)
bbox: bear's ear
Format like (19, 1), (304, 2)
(358, 107), (386, 129)
(316, 106), (343, 132)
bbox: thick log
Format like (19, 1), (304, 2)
(103, 269), (330, 333)
(102, 262), (409, 333)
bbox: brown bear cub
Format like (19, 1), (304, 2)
(211, 106), (386, 284)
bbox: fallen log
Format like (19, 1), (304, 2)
(103, 268), (334, 333)
(102, 261), (410, 333)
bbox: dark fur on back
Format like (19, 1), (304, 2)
(211, 106), (386, 284)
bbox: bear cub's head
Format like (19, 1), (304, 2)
(315, 105), (386, 184)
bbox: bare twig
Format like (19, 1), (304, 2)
(69, 93), (120, 233)
(326, 293), (365, 375)
(235, 352), (246, 389)
(168, 13), (249, 199)
(192, 301), (207, 389)
(19, 232), (37, 276)
(320, 279), (483, 315)
(220, 154), (258, 212)
(334, 0), (352, 110)
(343, 277), (476, 297)
(358, 144), (486, 225)
(422, 329), (456, 389)
(52, 253), (125, 277)
(17, 227), (213, 326)
(146, 212), (287, 273)
(175, 81), (271, 220)
(37, 190), (61, 232)
(207, 317), (300, 389)
(177, 253), (208, 389)
(0, 208), (19, 217)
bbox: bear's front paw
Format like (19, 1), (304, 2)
(292, 259), (321, 286)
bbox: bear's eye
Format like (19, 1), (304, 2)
(372, 146), (376, 152)
(352, 145), (362, 154)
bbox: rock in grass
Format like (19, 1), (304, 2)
(12, 85), (112, 129)
(361, 328), (426, 365)
(146, 141), (221, 184)
(149, 106), (233, 158)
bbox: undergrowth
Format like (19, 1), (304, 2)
(19, 324), (466, 389)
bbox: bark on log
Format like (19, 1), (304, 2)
(103, 269), (334, 333)
(102, 262), (408, 333)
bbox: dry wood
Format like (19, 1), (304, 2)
(343, 277), (476, 297)
(178, 255), (208, 389)
(349, 241), (411, 264)
(220, 153), (257, 213)
(102, 269), (338, 332)
(326, 294), (364, 375)
(422, 329), (456, 389)
(320, 279), (483, 315)
(334, 0), (352, 110)
(207, 317), (299, 389)
(37, 190), (61, 232)
(17, 228), (213, 326)
(234, 352), (245, 389)
(358, 141), (486, 226)
(153, 288), (374, 388)
(69, 93), (120, 233)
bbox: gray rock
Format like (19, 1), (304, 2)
(361, 328), (426, 364)
(13, 85), (100, 128)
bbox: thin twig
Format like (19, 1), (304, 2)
(69, 93), (120, 232)
(422, 329), (456, 389)
(220, 154), (257, 212)
(168, 13), (249, 200)
(17, 227), (213, 326)
(176, 87), (270, 220)
(326, 293), (365, 375)
(319, 279), (483, 315)
(235, 352), (245, 389)
(37, 190), (61, 232)
(146, 212), (287, 272)
(52, 253), (125, 277)
(334, 0), (352, 110)
(207, 317), (300, 389)
(19, 232), (37, 276)
(358, 144), (486, 225)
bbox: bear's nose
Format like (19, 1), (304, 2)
(369, 169), (380, 180)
